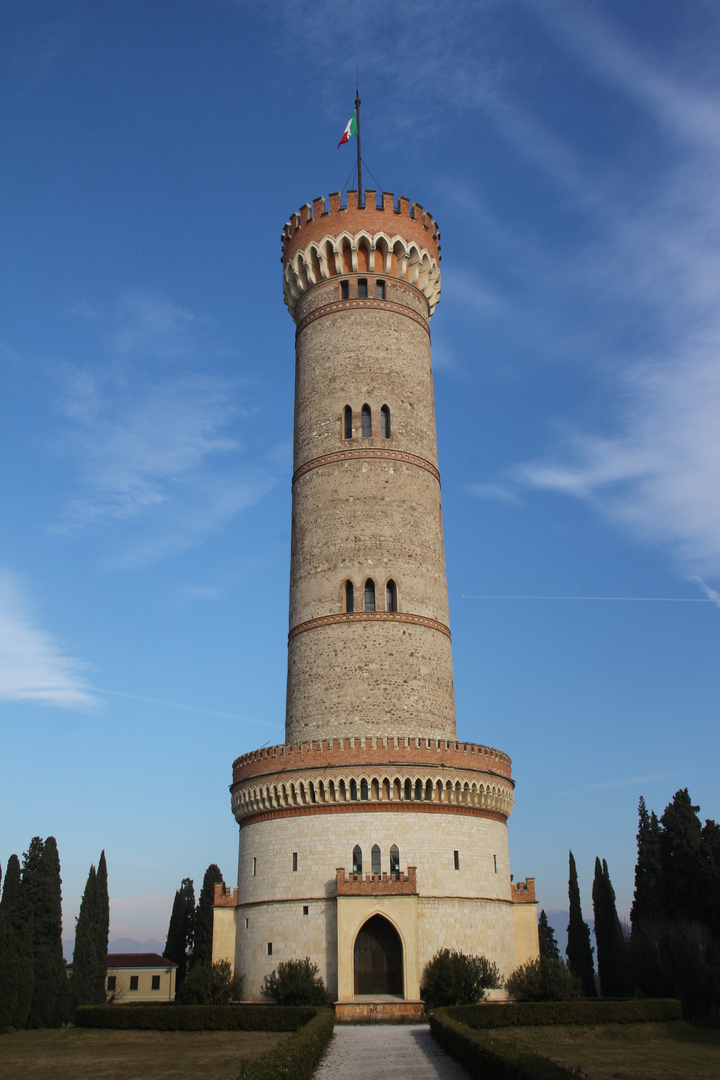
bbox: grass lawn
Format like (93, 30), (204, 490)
(0, 1027), (292, 1080)
(485, 1020), (720, 1080)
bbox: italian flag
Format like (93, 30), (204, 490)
(337, 110), (358, 147)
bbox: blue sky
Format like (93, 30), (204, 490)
(2, 0), (719, 951)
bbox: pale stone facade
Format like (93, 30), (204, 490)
(215, 190), (538, 1009)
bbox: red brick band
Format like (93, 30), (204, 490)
(296, 298), (430, 339)
(288, 610), (451, 642)
(237, 801), (508, 828)
(292, 447), (440, 487)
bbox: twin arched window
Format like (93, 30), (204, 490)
(342, 404), (391, 440)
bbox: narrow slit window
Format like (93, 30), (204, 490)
(292, 852), (298, 872)
(358, 278), (368, 298)
(353, 845), (363, 874)
(344, 404), (352, 439)
(303, 905), (309, 915)
(454, 850), (460, 871)
(376, 280), (386, 299)
(345, 580), (354, 613)
(341, 280), (349, 300)
(244, 918), (249, 929)
(390, 844), (400, 875)
(493, 854), (497, 874)
(386, 579), (397, 612)
(371, 844), (381, 875)
(360, 778), (369, 800)
(361, 403), (372, 438)
(364, 579), (375, 612)
(380, 404), (391, 438)
(267, 942), (272, 956)
(253, 857), (257, 877)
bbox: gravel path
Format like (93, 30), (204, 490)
(314, 1024), (471, 1080)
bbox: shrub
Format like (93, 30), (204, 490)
(176, 960), (243, 1005)
(506, 958), (582, 1002)
(261, 958), (329, 1007)
(443, 998), (682, 1029)
(75, 1004), (318, 1030)
(422, 948), (502, 1011)
(430, 1009), (581, 1080)
(238, 1007), (334, 1080)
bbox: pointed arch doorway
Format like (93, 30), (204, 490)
(353, 914), (404, 996)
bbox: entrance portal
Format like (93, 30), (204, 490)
(353, 914), (404, 996)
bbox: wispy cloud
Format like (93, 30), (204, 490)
(51, 290), (269, 566)
(0, 572), (95, 710)
(560, 771), (684, 797)
(689, 576), (720, 610)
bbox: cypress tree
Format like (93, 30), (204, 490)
(24, 837), (68, 1027)
(73, 864), (105, 1005)
(630, 796), (662, 928)
(0, 855), (33, 1027)
(164, 878), (195, 985)
(538, 909), (560, 960)
(592, 857), (629, 997)
(95, 851), (109, 989)
(660, 789), (704, 923)
(566, 850), (596, 996)
(193, 864), (224, 968)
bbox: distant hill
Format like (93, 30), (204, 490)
(63, 937), (165, 962)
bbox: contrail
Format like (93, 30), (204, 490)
(462, 595), (715, 602)
(91, 687), (281, 728)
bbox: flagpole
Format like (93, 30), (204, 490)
(355, 70), (362, 206)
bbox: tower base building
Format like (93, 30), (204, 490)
(214, 191), (538, 1009)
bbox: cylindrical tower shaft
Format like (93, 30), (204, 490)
(282, 190), (455, 743)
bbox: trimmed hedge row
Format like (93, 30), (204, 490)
(429, 1011), (581, 1080)
(237, 1008), (335, 1080)
(74, 1004), (318, 1031)
(443, 999), (682, 1029)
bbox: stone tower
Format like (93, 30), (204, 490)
(213, 191), (538, 1014)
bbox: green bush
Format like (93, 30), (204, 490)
(238, 1007), (335, 1080)
(422, 948), (502, 1011)
(261, 958), (329, 1006)
(176, 960), (243, 1005)
(430, 1010), (582, 1080)
(506, 958), (582, 1002)
(444, 998), (682, 1029)
(74, 1003), (318, 1031)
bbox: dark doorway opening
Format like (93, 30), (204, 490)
(353, 914), (403, 996)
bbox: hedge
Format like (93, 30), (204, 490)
(74, 1004), (319, 1031)
(442, 999), (682, 1029)
(429, 1011), (582, 1080)
(237, 1008), (335, 1080)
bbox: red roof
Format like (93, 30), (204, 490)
(106, 953), (177, 968)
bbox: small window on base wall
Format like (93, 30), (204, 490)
(361, 403), (372, 438)
(386, 579), (397, 612)
(344, 404), (352, 439)
(345, 580), (354, 613)
(364, 579), (375, 612)
(381, 404), (391, 438)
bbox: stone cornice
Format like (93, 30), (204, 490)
(295, 297), (430, 339)
(292, 447), (440, 487)
(288, 611), (451, 642)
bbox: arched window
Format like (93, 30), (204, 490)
(353, 845), (363, 874)
(345, 580), (354, 613)
(350, 778), (358, 801)
(344, 405), (352, 440)
(360, 778), (369, 801)
(390, 845), (400, 875)
(386, 579), (397, 612)
(364, 579), (375, 612)
(381, 404), (391, 438)
(361, 404), (372, 438)
(404, 778), (412, 800)
(371, 844), (381, 875)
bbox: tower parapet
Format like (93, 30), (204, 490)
(282, 190), (441, 320)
